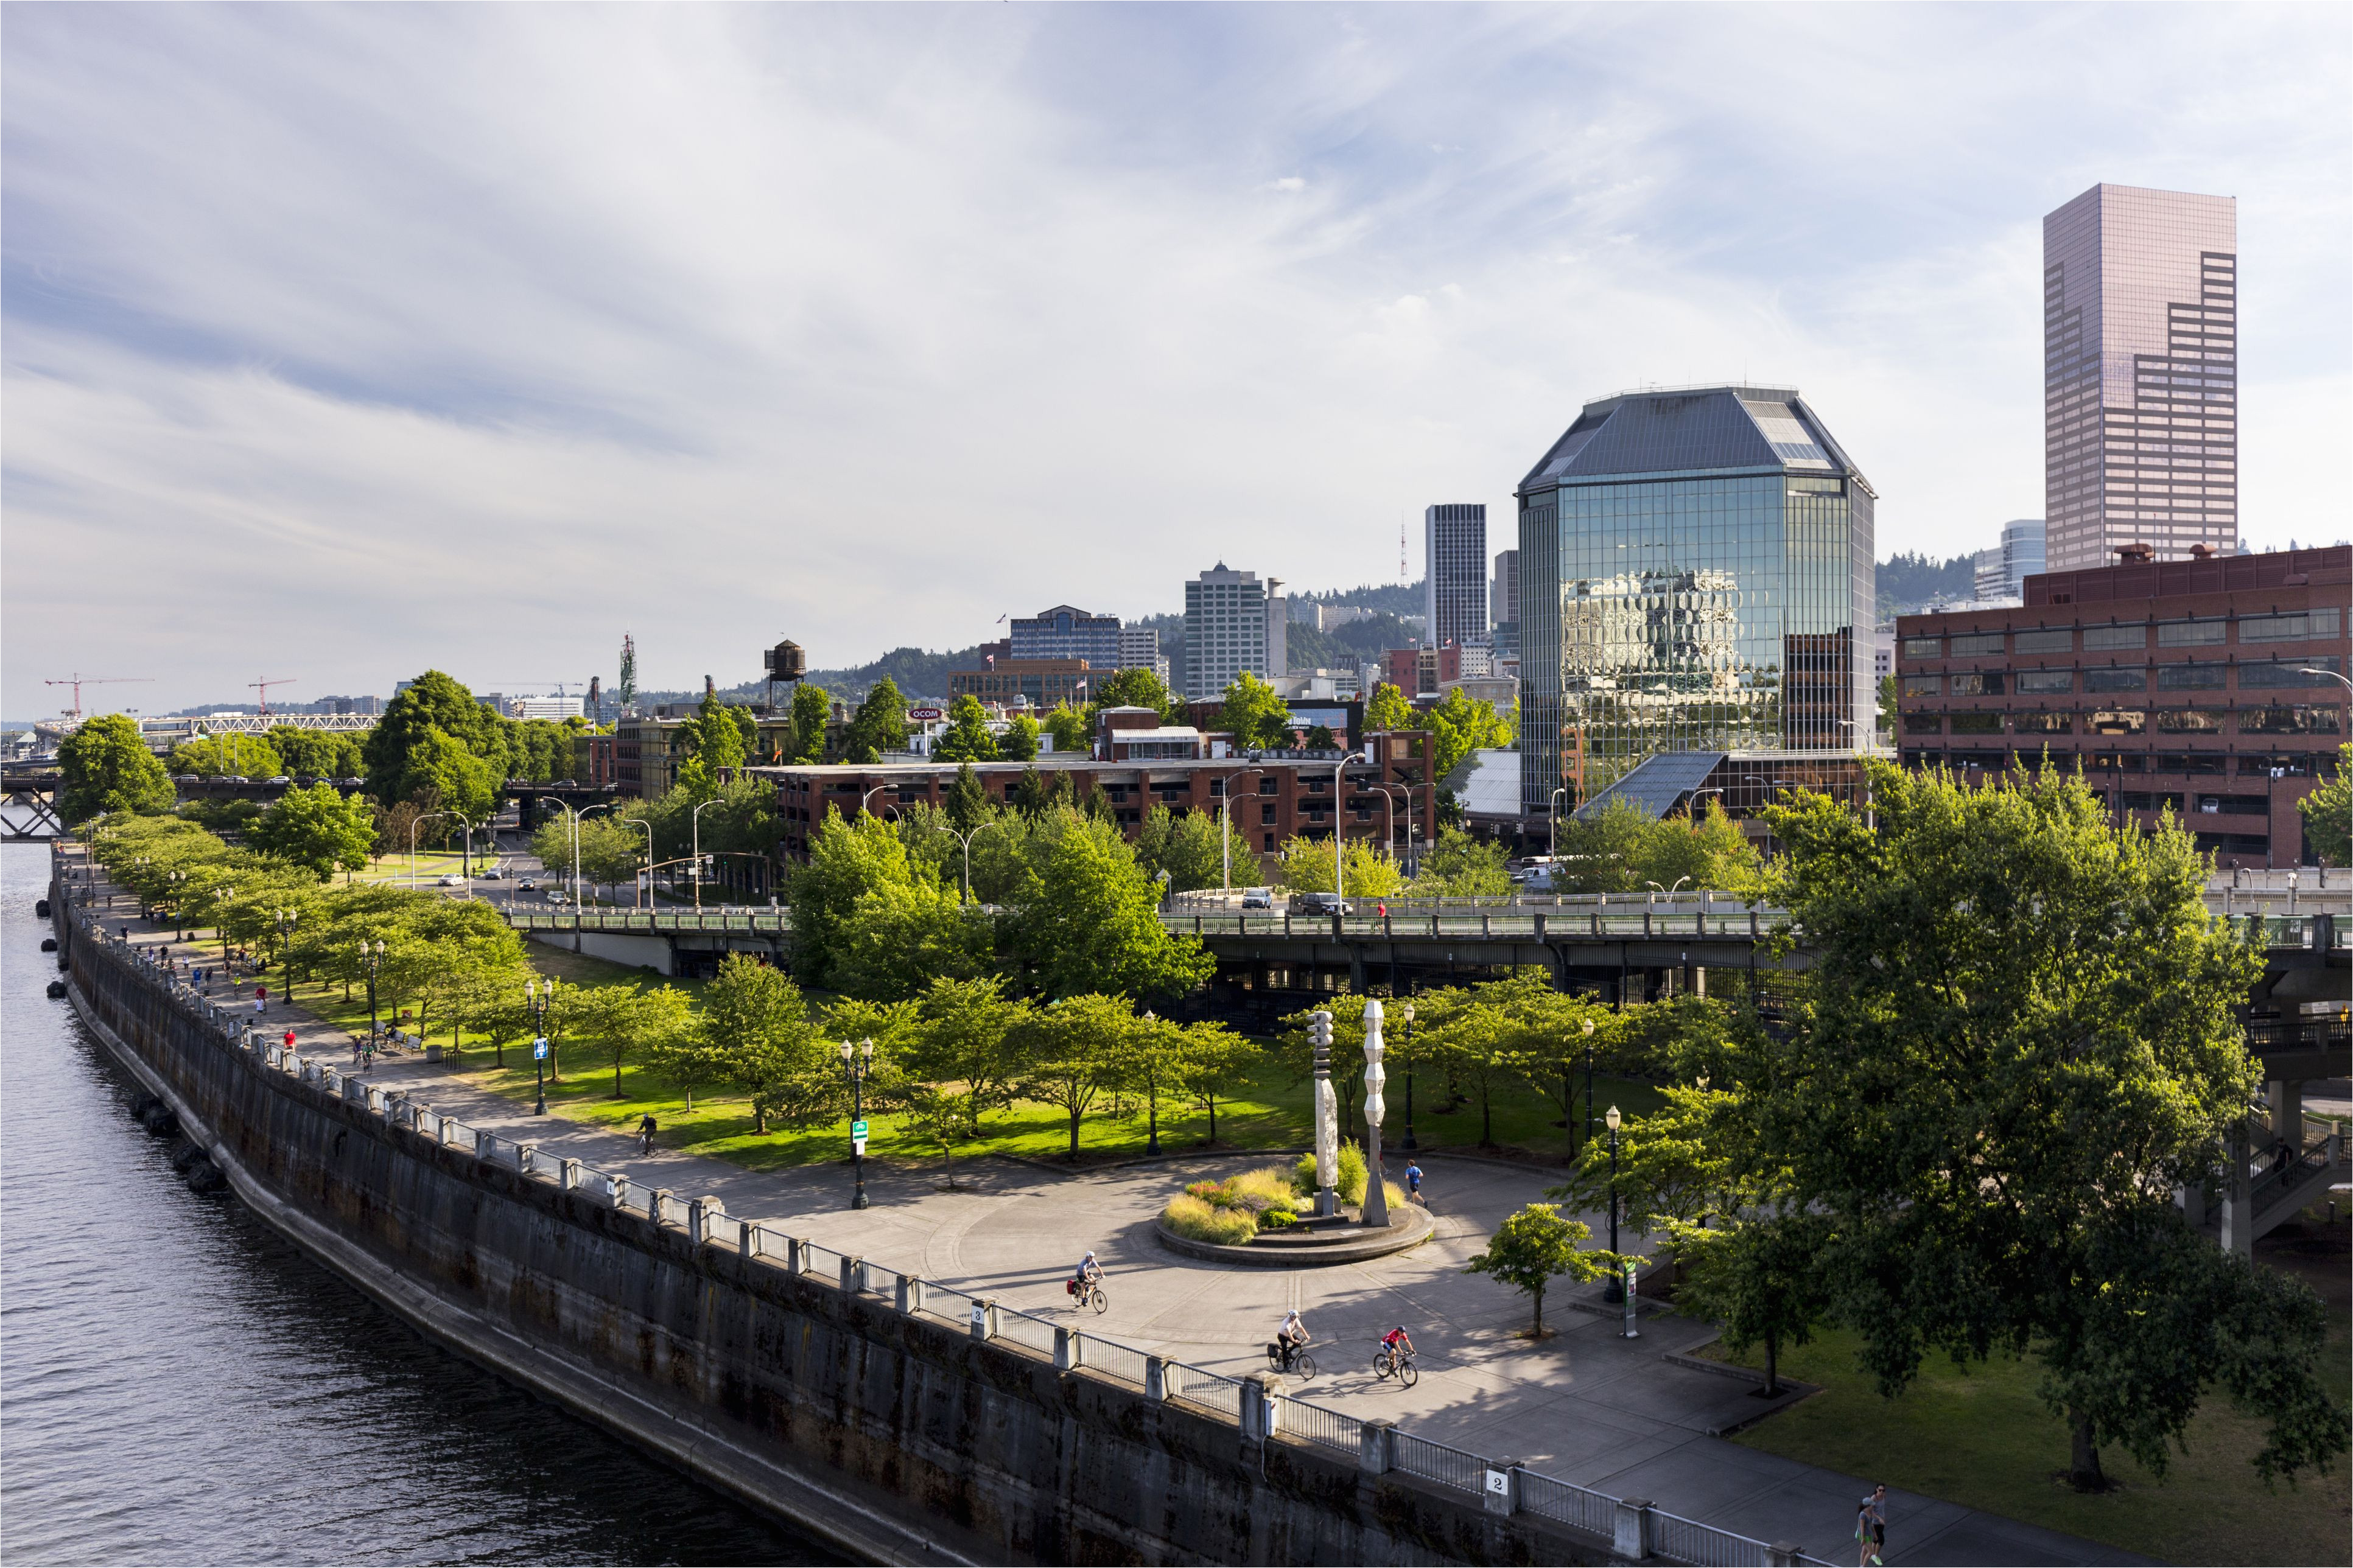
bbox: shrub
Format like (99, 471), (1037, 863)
(1184, 1179), (1226, 1202)
(1162, 1194), (1255, 1245)
(1293, 1141), (1371, 1205)
(1232, 1166), (1296, 1210)
(1260, 1208), (1299, 1230)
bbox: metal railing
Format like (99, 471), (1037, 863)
(1162, 1362), (1243, 1420)
(1389, 1429), (1487, 1493)
(1079, 1335), (1150, 1387)
(1518, 1470), (1618, 1539)
(992, 1311), (1059, 1357)
(1272, 1394), (1359, 1458)
(1651, 1508), (1776, 1567)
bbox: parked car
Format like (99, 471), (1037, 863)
(437, 873), (464, 887)
(173, 774), (197, 783)
(267, 775), (292, 785)
(1241, 887), (1274, 909)
(335, 777), (364, 788)
(1289, 891), (1353, 917)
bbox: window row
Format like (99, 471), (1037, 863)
(1903, 658), (2342, 696)
(1902, 611), (2338, 660)
(1900, 752), (2337, 782)
(1902, 706), (2340, 737)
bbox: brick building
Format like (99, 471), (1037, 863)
(1895, 544), (2346, 867)
(755, 727), (1437, 872)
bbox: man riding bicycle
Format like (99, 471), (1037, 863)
(1272, 1309), (1310, 1371)
(1381, 1325), (1415, 1361)
(1070, 1250), (1103, 1295)
(636, 1113), (658, 1155)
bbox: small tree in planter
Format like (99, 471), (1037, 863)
(1464, 1203), (1618, 1337)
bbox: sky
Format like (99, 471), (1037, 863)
(4, 3), (2348, 719)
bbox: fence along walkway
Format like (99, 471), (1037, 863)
(78, 899), (1834, 1568)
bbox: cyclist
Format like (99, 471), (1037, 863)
(1070, 1249), (1103, 1298)
(1380, 1324), (1415, 1365)
(1273, 1309), (1310, 1371)
(636, 1112), (659, 1155)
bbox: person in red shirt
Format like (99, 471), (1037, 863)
(283, 1029), (297, 1051)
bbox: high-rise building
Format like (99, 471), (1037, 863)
(1182, 564), (1268, 698)
(2044, 184), (2237, 572)
(1010, 605), (1122, 666)
(1491, 549), (1520, 659)
(1970, 519), (2047, 603)
(1425, 504), (1488, 648)
(1517, 385), (1877, 813)
(1115, 626), (1170, 685)
(1264, 578), (1289, 677)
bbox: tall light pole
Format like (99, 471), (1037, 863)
(567, 802), (613, 906)
(1332, 751), (1367, 905)
(214, 884), (236, 973)
(526, 978), (551, 1115)
(622, 817), (653, 908)
(1604, 1103), (1625, 1303)
(359, 939), (385, 1048)
(275, 908), (300, 999)
(950, 819), (1002, 905)
(690, 797), (721, 910)
(1582, 1017), (1596, 1153)
(409, 810), (451, 889)
(840, 1037), (874, 1209)
(1220, 760), (1262, 891)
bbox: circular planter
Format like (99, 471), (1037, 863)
(1154, 1202), (1436, 1267)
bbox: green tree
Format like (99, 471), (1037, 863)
(1464, 1203), (1618, 1335)
(701, 956), (835, 1133)
(832, 878), (994, 1000)
(267, 726), (365, 779)
(786, 810), (927, 987)
(1043, 701), (1091, 754)
(408, 727), (499, 825)
(1274, 834), (1404, 897)
(1410, 826), (1513, 896)
(906, 976), (1033, 1135)
(787, 681), (832, 763)
(933, 695), (1000, 764)
(1216, 673), (1294, 750)
(168, 732), (286, 779)
(1002, 712), (1042, 762)
(999, 812), (1213, 1001)
(365, 671), (507, 802)
(2296, 745), (2350, 866)
(58, 714), (176, 824)
(248, 783), (377, 881)
(1176, 1021), (1260, 1144)
(1424, 686), (1513, 782)
(1092, 665), (1179, 720)
(1549, 797), (1759, 896)
(840, 678), (910, 763)
(674, 692), (749, 800)
(1876, 672), (1899, 736)
(1303, 723), (1339, 751)
(1133, 806), (1222, 894)
(1739, 761), (2345, 1488)
(1017, 993), (1135, 1160)
(1112, 1009), (1194, 1153)
(1364, 681), (1414, 732)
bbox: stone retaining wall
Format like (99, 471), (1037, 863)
(55, 881), (1614, 1567)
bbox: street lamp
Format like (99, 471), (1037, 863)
(275, 908), (300, 999)
(566, 802), (614, 906)
(1582, 1018), (1597, 1153)
(358, 939), (386, 1051)
(527, 978), (551, 1115)
(1141, 1010), (1162, 1153)
(409, 811), (452, 888)
(839, 1037), (875, 1209)
(214, 885), (236, 973)
(949, 819), (1003, 905)
(1219, 758), (1263, 891)
(622, 816), (654, 908)
(1399, 998), (1419, 1151)
(1604, 1103), (1625, 1303)
(689, 797), (723, 910)
(1332, 751), (1367, 905)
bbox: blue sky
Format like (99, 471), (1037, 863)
(4, 3), (2348, 716)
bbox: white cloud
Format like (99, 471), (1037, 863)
(2, 4), (2346, 715)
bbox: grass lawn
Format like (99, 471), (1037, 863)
(276, 939), (1666, 1177)
(1704, 1214), (2352, 1566)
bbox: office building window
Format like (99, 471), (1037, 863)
(2083, 625), (2147, 651)
(2155, 709), (2228, 733)
(2087, 710), (2146, 735)
(2017, 670), (2074, 694)
(2015, 711), (2072, 733)
(2242, 706), (2341, 735)
(1952, 633), (2005, 656)
(2240, 658), (2343, 689)
(2158, 620), (2228, 646)
(2083, 668), (2147, 693)
(1951, 712), (2004, 734)
(2158, 664), (2226, 690)
(2015, 629), (2072, 654)
(1900, 674), (1942, 696)
(2239, 610), (2341, 642)
(1951, 672), (2004, 696)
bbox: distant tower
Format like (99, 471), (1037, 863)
(587, 676), (601, 722)
(617, 633), (637, 712)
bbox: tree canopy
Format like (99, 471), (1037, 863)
(248, 783), (377, 881)
(1216, 673), (1294, 750)
(1364, 681), (1414, 733)
(2296, 745), (2349, 866)
(168, 732), (285, 779)
(364, 671), (507, 803)
(933, 695), (1000, 763)
(58, 714), (175, 824)
(1549, 797), (1760, 896)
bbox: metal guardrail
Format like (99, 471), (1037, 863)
(1390, 1428), (1487, 1493)
(1272, 1394), (1359, 1457)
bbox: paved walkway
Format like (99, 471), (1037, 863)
(75, 857), (2141, 1567)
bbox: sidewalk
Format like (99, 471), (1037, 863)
(78, 854), (2142, 1567)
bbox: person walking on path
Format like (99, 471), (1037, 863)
(283, 1028), (297, 1054)
(1855, 1485), (1886, 1566)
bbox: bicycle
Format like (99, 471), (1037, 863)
(639, 1129), (657, 1157)
(1372, 1345), (1420, 1388)
(1266, 1342), (1317, 1380)
(1073, 1277), (1109, 1315)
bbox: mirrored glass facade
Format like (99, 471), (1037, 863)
(1517, 386), (1876, 812)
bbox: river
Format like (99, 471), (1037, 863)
(0, 842), (827, 1566)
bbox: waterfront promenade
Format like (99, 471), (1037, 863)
(92, 891), (2139, 1567)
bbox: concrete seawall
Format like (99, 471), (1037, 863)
(54, 881), (1619, 1567)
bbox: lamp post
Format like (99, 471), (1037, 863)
(1332, 751), (1367, 905)
(949, 819), (1002, 905)
(691, 797), (724, 911)
(526, 978), (550, 1115)
(359, 939), (385, 1047)
(1361, 998), (1390, 1227)
(1399, 999), (1419, 1150)
(1582, 1018), (1596, 1153)
(409, 811), (451, 889)
(622, 817), (653, 908)
(169, 869), (187, 938)
(840, 1037), (874, 1209)
(214, 885), (236, 973)
(1219, 758), (1262, 891)
(275, 908), (299, 999)
(1548, 786), (1570, 857)
(1604, 1103), (1625, 1303)
(1141, 1009), (1162, 1153)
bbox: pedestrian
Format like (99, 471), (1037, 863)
(1855, 1485), (1886, 1566)
(253, 996), (265, 1017)
(1404, 1161), (1424, 1205)
(284, 1029), (297, 1052)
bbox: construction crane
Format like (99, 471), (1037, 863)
(247, 677), (298, 716)
(44, 674), (153, 721)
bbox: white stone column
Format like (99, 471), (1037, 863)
(1361, 998), (1389, 1227)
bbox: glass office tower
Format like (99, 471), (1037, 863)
(1517, 385), (1876, 812)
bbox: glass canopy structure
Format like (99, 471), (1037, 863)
(1515, 384), (1877, 814)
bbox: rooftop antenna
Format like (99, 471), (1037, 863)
(1400, 519), (1408, 583)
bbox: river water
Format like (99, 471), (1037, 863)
(0, 843), (826, 1566)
